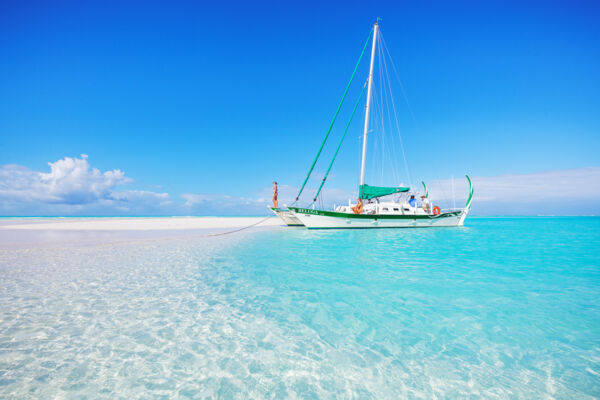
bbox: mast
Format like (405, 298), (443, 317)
(359, 20), (379, 186)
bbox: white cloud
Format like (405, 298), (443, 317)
(0, 155), (169, 215)
(111, 190), (170, 204)
(254, 184), (352, 206)
(0, 154), (130, 204)
(181, 193), (269, 215)
(427, 167), (600, 215)
(184, 169), (599, 216)
(180, 183), (354, 216)
(2, 155), (598, 216)
(181, 193), (219, 207)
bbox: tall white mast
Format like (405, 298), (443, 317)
(359, 21), (379, 186)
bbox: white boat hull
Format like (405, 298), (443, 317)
(289, 207), (469, 229)
(269, 207), (304, 226)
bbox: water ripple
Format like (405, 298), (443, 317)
(0, 217), (599, 398)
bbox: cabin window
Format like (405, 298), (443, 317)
(382, 207), (388, 211)
(393, 208), (399, 211)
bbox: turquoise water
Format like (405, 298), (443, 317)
(1, 217), (599, 398)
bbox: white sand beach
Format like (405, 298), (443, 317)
(0, 217), (281, 230)
(0, 217), (283, 249)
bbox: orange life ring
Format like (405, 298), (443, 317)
(432, 206), (441, 215)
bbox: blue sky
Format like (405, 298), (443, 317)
(1, 0), (599, 215)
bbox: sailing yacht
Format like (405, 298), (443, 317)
(279, 20), (473, 228)
(289, 179), (473, 229)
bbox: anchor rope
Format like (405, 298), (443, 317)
(206, 215), (274, 237)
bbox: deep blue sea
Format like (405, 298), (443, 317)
(1, 217), (599, 398)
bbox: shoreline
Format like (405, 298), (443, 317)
(0, 216), (282, 230)
(0, 216), (283, 250)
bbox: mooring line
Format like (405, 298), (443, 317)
(207, 215), (274, 237)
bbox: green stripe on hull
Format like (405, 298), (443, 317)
(288, 207), (461, 220)
(305, 226), (460, 230)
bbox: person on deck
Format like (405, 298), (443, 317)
(272, 181), (278, 208)
(408, 195), (416, 208)
(421, 195), (430, 213)
(351, 198), (364, 214)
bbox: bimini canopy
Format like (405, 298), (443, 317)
(359, 184), (409, 200)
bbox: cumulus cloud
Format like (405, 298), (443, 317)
(2, 155), (597, 216)
(0, 154), (130, 204)
(0, 155), (169, 215)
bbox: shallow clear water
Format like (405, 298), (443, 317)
(1, 217), (599, 398)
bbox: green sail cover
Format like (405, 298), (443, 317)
(359, 184), (409, 200)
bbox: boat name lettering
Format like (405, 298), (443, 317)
(300, 208), (319, 215)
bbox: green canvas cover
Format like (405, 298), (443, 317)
(359, 184), (409, 200)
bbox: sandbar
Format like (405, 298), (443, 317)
(0, 217), (283, 249)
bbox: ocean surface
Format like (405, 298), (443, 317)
(1, 217), (599, 398)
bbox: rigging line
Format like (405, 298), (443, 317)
(370, 82), (379, 184)
(356, 138), (360, 197)
(377, 35), (401, 188)
(434, 178), (450, 204)
(376, 92), (384, 185)
(314, 82), (367, 201)
(379, 31), (410, 186)
(356, 132), (360, 190)
(312, 82), (369, 202)
(371, 46), (389, 188)
(452, 175), (456, 210)
(377, 37), (386, 186)
(375, 33), (399, 187)
(368, 89), (376, 182)
(370, 90), (381, 185)
(377, 38), (397, 186)
(379, 31), (413, 187)
(380, 33), (420, 131)
(375, 75), (396, 188)
(294, 28), (374, 203)
(378, 74), (389, 185)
